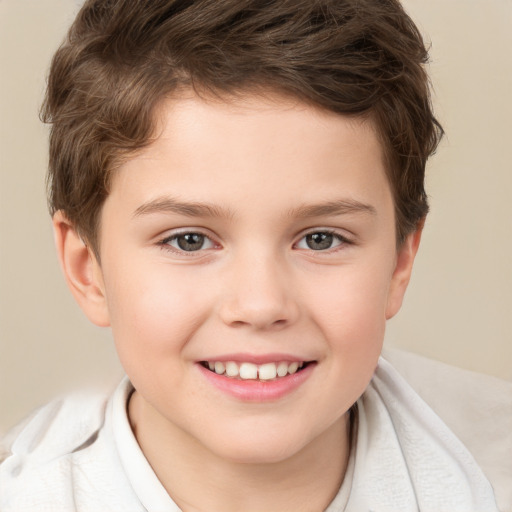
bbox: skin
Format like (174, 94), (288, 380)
(54, 92), (421, 512)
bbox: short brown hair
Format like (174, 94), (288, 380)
(42, 0), (443, 254)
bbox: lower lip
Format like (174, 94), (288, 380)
(197, 363), (316, 402)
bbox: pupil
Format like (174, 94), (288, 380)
(177, 233), (204, 251)
(306, 232), (333, 250)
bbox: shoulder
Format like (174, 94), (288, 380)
(0, 389), (108, 459)
(381, 349), (512, 512)
(0, 385), (140, 511)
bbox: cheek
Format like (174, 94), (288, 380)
(301, 264), (390, 395)
(305, 265), (391, 345)
(103, 258), (211, 366)
(289, 268), (390, 421)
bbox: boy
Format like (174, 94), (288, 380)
(0, 0), (506, 510)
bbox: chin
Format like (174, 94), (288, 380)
(199, 421), (321, 466)
(214, 441), (304, 466)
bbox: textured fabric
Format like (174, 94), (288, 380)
(383, 348), (512, 511)
(0, 353), (504, 511)
(345, 357), (499, 512)
(110, 379), (182, 512)
(0, 388), (144, 512)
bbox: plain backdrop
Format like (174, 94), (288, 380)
(1, 0), (511, 434)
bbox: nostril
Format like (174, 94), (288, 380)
(218, 289), (299, 329)
(230, 320), (249, 328)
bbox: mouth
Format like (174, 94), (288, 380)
(200, 360), (312, 381)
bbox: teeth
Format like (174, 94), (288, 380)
(225, 361), (239, 377)
(288, 362), (299, 375)
(205, 361), (306, 380)
(277, 362), (289, 377)
(239, 362), (258, 379)
(258, 363), (277, 380)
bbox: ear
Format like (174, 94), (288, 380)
(53, 211), (110, 327)
(385, 221), (424, 320)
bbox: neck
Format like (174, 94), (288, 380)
(129, 391), (352, 512)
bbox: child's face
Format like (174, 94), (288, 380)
(72, 92), (419, 464)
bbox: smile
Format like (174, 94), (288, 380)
(201, 361), (308, 381)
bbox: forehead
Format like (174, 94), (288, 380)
(106, 91), (392, 223)
(149, 90), (381, 158)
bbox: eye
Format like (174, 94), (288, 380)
(295, 231), (347, 251)
(162, 232), (216, 252)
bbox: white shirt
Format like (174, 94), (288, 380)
(1, 351), (508, 511)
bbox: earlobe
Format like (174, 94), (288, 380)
(385, 222), (424, 320)
(53, 211), (110, 327)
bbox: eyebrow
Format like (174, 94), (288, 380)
(288, 199), (377, 219)
(133, 196), (235, 219)
(133, 196), (376, 220)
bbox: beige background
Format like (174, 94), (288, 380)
(1, 0), (511, 434)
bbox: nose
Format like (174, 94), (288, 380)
(218, 250), (299, 331)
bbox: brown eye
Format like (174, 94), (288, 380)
(305, 232), (334, 250)
(296, 231), (346, 251)
(177, 233), (205, 251)
(165, 232), (214, 252)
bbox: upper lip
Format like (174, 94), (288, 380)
(198, 353), (314, 365)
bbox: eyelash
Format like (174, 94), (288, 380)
(157, 229), (353, 255)
(158, 231), (218, 256)
(294, 230), (352, 253)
